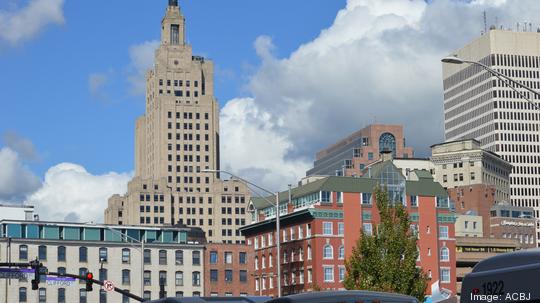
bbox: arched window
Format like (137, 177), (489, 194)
(262, 255), (266, 268)
(175, 250), (183, 265)
(19, 245), (28, 260)
(299, 248), (304, 261)
(58, 288), (66, 303)
(254, 256), (259, 270)
(307, 245), (312, 260)
(379, 132), (397, 156)
(338, 246), (345, 259)
(38, 245), (47, 261)
(323, 244), (333, 259)
(58, 267), (66, 275)
(269, 254), (273, 267)
(440, 247), (449, 261)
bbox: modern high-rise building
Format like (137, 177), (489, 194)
(442, 29), (540, 242)
(306, 124), (414, 177)
(105, 0), (250, 244)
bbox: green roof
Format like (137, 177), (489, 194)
(250, 162), (448, 210)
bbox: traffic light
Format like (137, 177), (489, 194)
(85, 272), (94, 291)
(30, 260), (45, 290)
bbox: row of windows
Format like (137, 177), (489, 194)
(253, 224), (312, 249)
(209, 269), (247, 283)
(168, 132), (210, 142)
(209, 251), (247, 264)
(167, 111), (208, 120)
(19, 245), (200, 266)
(168, 153), (209, 163)
(159, 89), (200, 98)
(255, 269), (315, 291)
(159, 79), (198, 88)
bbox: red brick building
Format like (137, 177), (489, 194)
(204, 243), (254, 296)
(307, 124), (414, 177)
(241, 160), (457, 299)
(447, 184), (496, 236)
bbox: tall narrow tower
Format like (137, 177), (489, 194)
(106, 1), (250, 244)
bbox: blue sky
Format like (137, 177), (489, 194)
(0, 0), (345, 177)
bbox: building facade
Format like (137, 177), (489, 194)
(447, 184), (496, 237)
(204, 243), (254, 297)
(242, 159), (457, 299)
(0, 220), (205, 302)
(104, 0), (250, 244)
(489, 201), (536, 248)
(431, 139), (512, 203)
(306, 124), (414, 177)
(454, 214), (483, 238)
(455, 236), (519, 297)
(442, 29), (540, 237)
(0, 204), (37, 221)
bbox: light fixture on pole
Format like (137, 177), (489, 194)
(201, 169), (283, 297)
(442, 55), (540, 110)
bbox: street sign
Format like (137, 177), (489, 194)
(46, 276), (76, 287)
(0, 268), (33, 280)
(103, 280), (115, 292)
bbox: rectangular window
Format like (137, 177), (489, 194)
(239, 252), (247, 264)
(368, 152), (374, 160)
(210, 270), (218, 282)
(323, 266), (334, 282)
(362, 193), (372, 204)
(210, 251), (218, 264)
(339, 266), (346, 281)
(440, 268), (450, 283)
(336, 192), (343, 203)
(225, 270), (233, 282)
(410, 195), (418, 207)
(224, 252), (233, 264)
(239, 270), (247, 282)
(323, 222), (333, 235)
(338, 222), (344, 236)
(170, 24), (180, 45)
(439, 226), (449, 239)
(363, 223), (373, 236)
(321, 191), (331, 203)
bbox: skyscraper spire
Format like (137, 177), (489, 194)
(169, 0), (178, 7)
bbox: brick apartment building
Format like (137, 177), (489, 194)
(204, 243), (254, 296)
(241, 158), (457, 299)
(306, 124), (414, 177)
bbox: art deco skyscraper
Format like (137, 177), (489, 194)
(442, 29), (540, 243)
(105, 1), (250, 244)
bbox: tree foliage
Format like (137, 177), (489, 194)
(343, 186), (428, 301)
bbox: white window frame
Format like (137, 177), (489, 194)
(439, 226), (449, 239)
(323, 222), (333, 235)
(363, 223), (373, 236)
(323, 244), (333, 259)
(337, 222), (344, 236)
(339, 266), (346, 282)
(323, 266), (334, 282)
(440, 247), (449, 262)
(440, 267), (451, 283)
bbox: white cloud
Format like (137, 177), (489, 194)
(88, 73), (108, 95)
(0, 147), (41, 202)
(2, 131), (39, 161)
(26, 163), (132, 223)
(220, 98), (311, 191)
(127, 40), (160, 95)
(220, 0), (539, 189)
(0, 0), (64, 45)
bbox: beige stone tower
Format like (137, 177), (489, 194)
(105, 0), (250, 244)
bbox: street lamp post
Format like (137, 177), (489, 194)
(106, 227), (145, 298)
(201, 169), (282, 298)
(442, 56), (540, 110)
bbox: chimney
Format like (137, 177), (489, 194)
(380, 150), (393, 162)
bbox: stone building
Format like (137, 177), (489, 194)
(0, 219), (205, 302)
(104, 0), (250, 244)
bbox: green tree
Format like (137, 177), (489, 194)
(344, 186), (428, 301)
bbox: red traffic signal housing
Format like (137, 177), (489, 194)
(85, 272), (94, 291)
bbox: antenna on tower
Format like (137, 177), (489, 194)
(483, 11), (487, 34)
